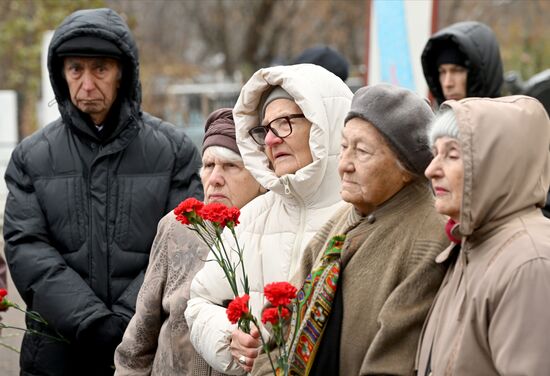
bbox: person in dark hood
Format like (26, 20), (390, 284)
(421, 21), (503, 105)
(3, 8), (202, 376)
(292, 45), (349, 82)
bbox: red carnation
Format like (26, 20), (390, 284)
(174, 197), (204, 216)
(200, 202), (232, 227)
(261, 306), (290, 325)
(226, 207), (240, 226)
(174, 198), (204, 225)
(226, 294), (250, 324)
(264, 282), (297, 307)
(0, 288), (8, 309)
(175, 213), (190, 225)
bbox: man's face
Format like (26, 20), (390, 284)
(438, 63), (468, 101)
(63, 56), (121, 125)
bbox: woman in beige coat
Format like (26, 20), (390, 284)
(114, 108), (264, 376)
(416, 96), (550, 375)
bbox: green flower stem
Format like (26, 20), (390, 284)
(216, 226), (239, 286)
(277, 306), (289, 369)
(0, 324), (69, 343)
(3, 301), (46, 325)
(0, 340), (20, 353)
(230, 226), (249, 294)
(238, 315), (251, 334)
(251, 317), (278, 376)
(192, 225), (240, 297)
(210, 223), (239, 295)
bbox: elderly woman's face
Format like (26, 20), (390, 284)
(424, 136), (464, 221)
(339, 119), (412, 215)
(201, 148), (262, 209)
(263, 99), (313, 177)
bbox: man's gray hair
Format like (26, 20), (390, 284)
(428, 109), (459, 147)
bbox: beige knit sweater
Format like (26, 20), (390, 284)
(114, 213), (227, 376)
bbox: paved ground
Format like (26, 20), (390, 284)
(0, 238), (24, 376)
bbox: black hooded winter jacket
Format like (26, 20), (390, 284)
(421, 21), (503, 105)
(3, 8), (202, 375)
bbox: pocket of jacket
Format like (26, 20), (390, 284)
(114, 173), (171, 252)
(34, 175), (87, 253)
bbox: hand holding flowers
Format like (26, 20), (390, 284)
(226, 282), (297, 375)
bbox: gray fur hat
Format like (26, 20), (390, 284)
(345, 84), (434, 174)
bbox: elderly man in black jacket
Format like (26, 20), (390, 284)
(3, 8), (202, 376)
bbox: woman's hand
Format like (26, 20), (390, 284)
(230, 327), (261, 373)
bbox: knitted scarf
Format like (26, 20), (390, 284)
(287, 235), (345, 375)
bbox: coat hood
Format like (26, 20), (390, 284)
(233, 64), (353, 205)
(445, 96), (550, 236)
(48, 8), (141, 134)
(422, 21), (503, 105)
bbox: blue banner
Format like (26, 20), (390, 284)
(374, 0), (415, 90)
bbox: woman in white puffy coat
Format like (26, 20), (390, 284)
(185, 64), (352, 375)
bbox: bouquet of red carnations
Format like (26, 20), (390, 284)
(174, 198), (297, 375)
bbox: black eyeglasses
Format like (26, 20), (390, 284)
(248, 114), (306, 146)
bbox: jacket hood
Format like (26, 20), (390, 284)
(48, 8), (141, 132)
(422, 21), (503, 105)
(445, 96), (550, 236)
(233, 64), (352, 205)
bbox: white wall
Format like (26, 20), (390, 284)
(0, 90), (18, 227)
(40, 30), (60, 128)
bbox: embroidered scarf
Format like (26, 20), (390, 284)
(287, 235), (345, 376)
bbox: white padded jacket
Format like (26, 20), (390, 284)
(185, 64), (352, 374)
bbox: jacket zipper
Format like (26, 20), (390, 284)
(282, 176), (306, 278)
(86, 116), (134, 303)
(87, 143), (97, 291)
(104, 145), (111, 304)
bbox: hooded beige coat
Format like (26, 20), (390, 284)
(416, 96), (550, 376)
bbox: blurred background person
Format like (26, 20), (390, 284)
(417, 96), (550, 375)
(185, 64), (352, 374)
(253, 84), (447, 376)
(421, 21), (503, 105)
(291, 45), (349, 82)
(115, 108), (264, 376)
(3, 8), (202, 376)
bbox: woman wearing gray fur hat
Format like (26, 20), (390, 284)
(252, 83), (448, 376)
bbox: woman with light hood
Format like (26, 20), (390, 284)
(416, 96), (550, 375)
(185, 64), (352, 374)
